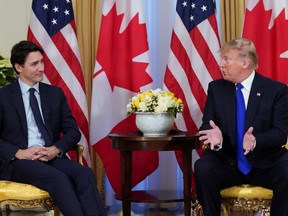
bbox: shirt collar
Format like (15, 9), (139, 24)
(236, 70), (255, 91)
(18, 79), (40, 95)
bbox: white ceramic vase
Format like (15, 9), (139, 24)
(135, 112), (175, 137)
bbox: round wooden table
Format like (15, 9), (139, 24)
(108, 130), (200, 216)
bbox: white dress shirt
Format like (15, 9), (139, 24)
(237, 70), (255, 109)
(18, 79), (45, 147)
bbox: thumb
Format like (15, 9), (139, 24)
(209, 120), (217, 129)
(247, 126), (254, 135)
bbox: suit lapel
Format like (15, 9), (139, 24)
(39, 84), (49, 123)
(246, 73), (264, 130)
(224, 82), (237, 145)
(39, 83), (53, 142)
(11, 82), (28, 139)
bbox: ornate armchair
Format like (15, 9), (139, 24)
(194, 140), (288, 216)
(194, 182), (273, 216)
(0, 144), (84, 216)
(220, 140), (288, 215)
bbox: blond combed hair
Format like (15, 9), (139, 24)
(220, 38), (258, 69)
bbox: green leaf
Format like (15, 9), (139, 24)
(0, 53), (17, 87)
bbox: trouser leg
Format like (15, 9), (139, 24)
(194, 151), (244, 216)
(11, 159), (84, 216)
(249, 159), (288, 216)
(48, 158), (105, 216)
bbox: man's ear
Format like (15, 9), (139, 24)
(14, 63), (22, 73)
(242, 59), (249, 69)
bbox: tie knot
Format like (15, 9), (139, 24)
(29, 88), (36, 94)
(236, 83), (243, 90)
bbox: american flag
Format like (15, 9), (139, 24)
(27, 0), (91, 165)
(164, 0), (222, 192)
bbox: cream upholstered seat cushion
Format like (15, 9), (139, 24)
(220, 184), (273, 199)
(0, 180), (50, 201)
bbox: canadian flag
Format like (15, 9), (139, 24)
(242, 0), (288, 84)
(90, 0), (159, 195)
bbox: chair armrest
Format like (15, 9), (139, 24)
(76, 143), (84, 165)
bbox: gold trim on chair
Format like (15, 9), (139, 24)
(193, 184), (272, 216)
(220, 184), (272, 215)
(194, 140), (287, 215)
(0, 180), (55, 212)
(0, 143), (84, 215)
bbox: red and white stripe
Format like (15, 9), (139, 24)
(164, 3), (222, 192)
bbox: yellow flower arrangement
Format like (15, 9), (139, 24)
(127, 88), (184, 118)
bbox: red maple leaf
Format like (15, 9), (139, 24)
(95, 4), (152, 92)
(243, 1), (288, 84)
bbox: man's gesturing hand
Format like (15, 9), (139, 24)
(243, 127), (256, 155)
(199, 120), (223, 150)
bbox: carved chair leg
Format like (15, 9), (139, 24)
(221, 204), (229, 216)
(53, 207), (61, 216)
(192, 202), (203, 216)
(3, 205), (10, 216)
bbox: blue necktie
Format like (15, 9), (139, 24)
(29, 88), (51, 146)
(236, 83), (252, 175)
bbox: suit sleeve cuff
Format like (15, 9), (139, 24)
(56, 146), (63, 157)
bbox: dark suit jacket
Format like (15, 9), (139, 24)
(0, 80), (81, 179)
(200, 72), (288, 169)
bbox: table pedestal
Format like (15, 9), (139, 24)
(109, 131), (200, 216)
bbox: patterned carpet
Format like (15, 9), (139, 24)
(0, 210), (185, 216)
(0, 210), (263, 216)
(0, 207), (264, 215)
(0, 208), (186, 216)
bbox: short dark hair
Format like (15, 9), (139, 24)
(10, 40), (44, 72)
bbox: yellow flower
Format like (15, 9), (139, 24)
(176, 98), (182, 104)
(133, 99), (140, 109)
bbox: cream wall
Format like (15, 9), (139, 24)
(0, 0), (32, 57)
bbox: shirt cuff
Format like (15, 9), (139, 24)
(213, 139), (223, 151)
(251, 140), (256, 152)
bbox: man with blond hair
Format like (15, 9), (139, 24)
(195, 38), (288, 216)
